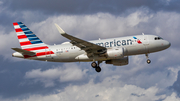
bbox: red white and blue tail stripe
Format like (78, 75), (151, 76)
(13, 22), (47, 50)
(13, 22), (54, 58)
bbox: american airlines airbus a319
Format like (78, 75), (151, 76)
(12, 22), (171, 72)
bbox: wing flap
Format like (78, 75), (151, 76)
(55, 23), (106, 55)
(11, 48), (36, 56)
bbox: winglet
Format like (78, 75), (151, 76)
(54, 23), (66, 34)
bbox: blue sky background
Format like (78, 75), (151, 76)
(0, 0), (180, 101)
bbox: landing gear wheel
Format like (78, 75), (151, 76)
(91, 62), (97, 68)
(95, 66), (101, 72)
(147, 59), (151, 64)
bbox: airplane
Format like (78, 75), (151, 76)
(12, 22), (171, 72)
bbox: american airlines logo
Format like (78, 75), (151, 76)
(96, 39), (133, 47)
(95, 37), (142, 48)
(133, 36), (142, 44)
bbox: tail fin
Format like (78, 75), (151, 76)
(13, 22), (48, 51)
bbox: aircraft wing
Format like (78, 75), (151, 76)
(55, 24), (106, 55)
(11, 48), (36, 56)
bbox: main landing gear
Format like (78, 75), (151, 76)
(145, 54), (151, 64)
(91, 61), (102, 72)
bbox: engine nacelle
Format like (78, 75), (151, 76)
(106, 47), (125, 59)
(105, 57), (128, 66)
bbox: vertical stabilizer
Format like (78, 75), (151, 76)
(13, 22), (48, 51)
(12, 22), (55, 58)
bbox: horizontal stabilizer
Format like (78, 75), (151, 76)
(11, 48), (36, 56)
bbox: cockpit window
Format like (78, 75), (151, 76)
(154, 37), (163, 40)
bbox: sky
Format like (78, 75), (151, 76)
(0, 0), (180, 101)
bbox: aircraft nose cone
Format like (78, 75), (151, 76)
(168, 42), (171, 47)
(164, 41), (171, 49)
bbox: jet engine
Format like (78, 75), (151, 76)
(105, 47), (126, 59)
(105, 56), (128, 66)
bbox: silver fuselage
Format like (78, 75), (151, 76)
(13, 35), (170, 62)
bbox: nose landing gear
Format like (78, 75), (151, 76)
(145, 54), (151, 64)
(91, 61), (102, 72)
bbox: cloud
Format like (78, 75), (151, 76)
(25, 63), (88, 87)
(26, 10), (180, 48)
(163, 93), (180, 101)
(3, 9), (178, 62)
(0, 30), (19, 60)
(0, 1), (3, 5)
(170, 70), (180, 95)
(2, 8), (180, 60)
(3, 0), (180, 15)
(0, 9), (154, 60)
(1, 75), (179, 101)
(1, 2), (180, 101)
